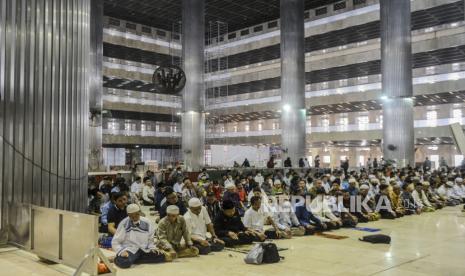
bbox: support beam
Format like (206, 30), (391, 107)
(381, 0), (414, 166)
(182, 0), (205, 171)
(280, 0), (306, 166)
(89, 0), (104, 172)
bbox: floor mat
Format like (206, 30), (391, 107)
(353, 227), (381, 232)
(314, 232), (349, 240)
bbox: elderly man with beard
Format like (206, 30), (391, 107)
(184, 198), (225, 255)
(112, 204), (168, 268)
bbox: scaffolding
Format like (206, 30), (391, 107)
(205, 21), (229, 166)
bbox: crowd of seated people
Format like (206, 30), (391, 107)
(86, 163), (465, 269)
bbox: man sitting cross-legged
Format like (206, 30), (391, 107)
(112, 204), (168, 269)
(271, 195), (306, 236)
(184, 198), (225, 255)
(213, 200), (259, 247)
(157, 205), (199, 259)
(243, 196), (291, 240)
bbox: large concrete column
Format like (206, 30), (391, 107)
(181, 0), (205, 171)
(381, 0), (414, 166)
(280, 0), (306, 167)
(0, 0), (91, 235)
(88, 0), (104, 172)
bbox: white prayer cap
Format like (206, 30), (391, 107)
(455, 178), (463, 183)
(166, 205), (180, 215)
(127, 204), (140, 214)
(330, 176), (336, 182)
(368, 174), (376, 179)
(446, 181), (454, 187)
(273, 179), (281, 185)
(188, 198), (202, 207)
(348, 178), (357, 183)
(360, 184), (370, 190)
(370, 178), (379, 183)
(225, 183), (236, 190)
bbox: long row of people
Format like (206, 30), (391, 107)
(87, 166), (465, 269)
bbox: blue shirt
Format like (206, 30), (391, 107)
(295, 204), (321, 227)
(100, 201), (112, 225)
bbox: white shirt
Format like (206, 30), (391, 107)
(173, 182), (183, 194)
(437, 185), (459, 199)
(131, 181), (143, 194)
(453, 184), (465, 198)
(420, 190), (433, 207)
(411, 190), (424, 209)
(254, 174), (264, 187)
(243, 207), (269, 232)
(184, 207), (211, 240)
(142, 185), (155, 203)
(310, 196), (338, 222)
(224, 178), (234, 187)
(272, 201), (300, 230)
(112, 217), (156, 256)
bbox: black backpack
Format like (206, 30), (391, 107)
(261, 243), (281, 263)
(359, 234), (391, 244)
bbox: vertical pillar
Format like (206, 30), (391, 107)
(182, 0), (205, 171)
(280, 0), (306, 167)
(89, 0), (104, 172)
(381, 0), (414, 166)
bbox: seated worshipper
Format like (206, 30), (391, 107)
(172, 177), (184, 195)
(99, 176), (113, 202)
(130, 176), (143, 203)
(236, 181), (248, 204)
(401, 183), (421, 215)
(368, 178), (380, 199)
(453, 177), (465, 202)
(154, 182), (167, 211)
(107, 192), (128, 236)
(198, 168), (210, 181)
(142, 177), (155, 206)
(111, 178), (129, 194)
(328, 189), (358, 227)
(422, 181), (444, 209)
(272, 179), (284, 196)
(99, 192), (117, 233)
(224, 175), (235, 187)
(205, 192), (222, 220)
(310, 187), (343, 229)
(181, 178), (200, 205)
(223, 183), (245, 216)
(254, 172), (264, 187)
(375, 184), (397, 219)
(243, 196), (291, 240)
(389, 183), (406, 217)
(294, 188), (327, 233)
(308, 179), (324, 199)
(346, 178), (359, 196)
(87, 187), (104, 215)
(112, 204), (167, 269)
(436, 181), (461, 206)
(184, 198), (225, 255)
(211, 180), (223, 201)
(262, 176), (273, 195)
(355, 184), (381, 222)
(213, 200), (258, 247)
(412, 182), (435, 212)
(159, 187), (188, 219)
(272, 195), (306, 236)
(157, 205), (199, 258)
